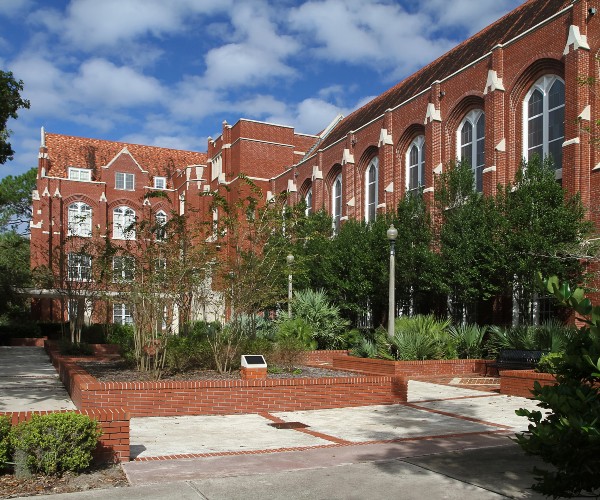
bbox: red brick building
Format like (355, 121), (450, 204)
(31, 0), (599, 324)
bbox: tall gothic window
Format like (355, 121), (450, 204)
(67, 202), (92, 237)
(406, 136), (425, 193)
(155, 210), (167, 241)
(458, 110), (485, 192)
(113, 206), (136, 240)
(365, 157), (378, 222)
(305, 188), (313, 216)
(524, 75), (565, 171)
(332, 174), (342, 235)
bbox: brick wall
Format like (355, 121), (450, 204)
(1, 408), (130, 463)
(303, 350), (350, 365)
(332, 355), (488, 377)
(499, 370), (557, 398)
(47, 346), (406, 417)
(9, 337), (48, 347)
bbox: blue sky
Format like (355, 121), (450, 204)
(0, 0), (524, 179)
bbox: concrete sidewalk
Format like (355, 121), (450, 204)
(2, 346), (558, 499)
(0, 346), (75, 412)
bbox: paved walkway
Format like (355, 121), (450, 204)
(1, 347), (564, 499)
(0, 346), (75, 412)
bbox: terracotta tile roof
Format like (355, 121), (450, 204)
(44, 133), (207, 179)
(320, 0), (571, 149)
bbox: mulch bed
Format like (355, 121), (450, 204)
(78, 360), (358, 382)
(0, 464), (128, 499)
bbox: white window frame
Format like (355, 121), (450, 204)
(67, 253), (92, 281)
(67, 202), (92, 237)
(406, 136), (425, 193)
(332, 173), (342, 234)
(154, 177), (167, 189)
(116, 172), (135, 190)
(457, 110), (485, 192)
(113, 206), (136, 240)
(68, 167), (91, 182)
(522, 75), (565, 175)
(112, 256), (135, 282)
(113, 303), (133, 325)
(364, 157), (379, 223)
(155, 210), (167, 241)
(305, 188), (313, 216)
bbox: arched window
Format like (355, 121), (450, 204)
(155, 210), (167, 241)
(364, 157), (379, 222)
(406, 136), (425, 193)
(113, 206), (136, 240)
(67, 202), (92, 237)
(332, 174), (342, 234)
(305, 188), (313, 216)
(458, 110), (485, 192)
(523, 75), (565, 171)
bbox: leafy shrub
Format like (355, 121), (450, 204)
(58, 339), (93, 356)
(164, 335), (213, 372)
(80, 323), (108, 344)
(0, 415), (12, 468)
(536, 352), (563, 374)
(393, 315), (453, 360)
(106, 323), (135, 362)
(12, 413), (102, 475)
(276, 317), (316, 350)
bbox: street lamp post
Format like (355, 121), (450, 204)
(387, 224), (398, 340)
(286, 254), (294, 317)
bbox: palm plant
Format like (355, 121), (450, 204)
(292, 289), (350, 349)
(448, 324), (487, 359)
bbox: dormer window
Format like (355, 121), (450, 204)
(116, 172), (134, 190)
(68, 167), (91, 182)
(154, 177), (166, 189)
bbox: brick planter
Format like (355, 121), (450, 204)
(332, 355), (489, 378)
(10, 337), (48, 347)
(1, 408), (130, 463)
(499, 370), (557, 398)
(46, 345), (407, 418)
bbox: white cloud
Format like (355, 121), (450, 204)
(72, 58), (165, 108)
(33, 0), (231, 51)
(0, 0), (33, 18)
(419, 0), (524, 35)
(201, 3), (299, 89)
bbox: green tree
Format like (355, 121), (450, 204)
(0, 231), (31, 317)
(0, 70), (30, 165)
(0, 168), (36, 231)
(435, 161), (508, 323)
(500, 156), (590, 325)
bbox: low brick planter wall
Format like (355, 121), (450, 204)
(46, 344), (407, 418)
(10, 337), (48, 347)
(332, 355), (488, 377)
(303, 350), (350, 365)
(1, 408), (130, 463)
(499, 370), (557, 398)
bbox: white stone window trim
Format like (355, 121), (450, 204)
(364, 156), (379, 223)
(332, 173), (342, 234)
(68, 167), (91, 182)
(116, 172), (135, 191)
(113, 206), (136, 240)
(405, 135), (425, 193)
(154, 176), (167, 189)
(113, 302), (133, 325)
(456, 109), (485, 192)
(67, 201), (93, 237)
(67, 252), (92, 282)
(522, 74), (565, 177)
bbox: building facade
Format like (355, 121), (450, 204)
(31, 0), (599, 324)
